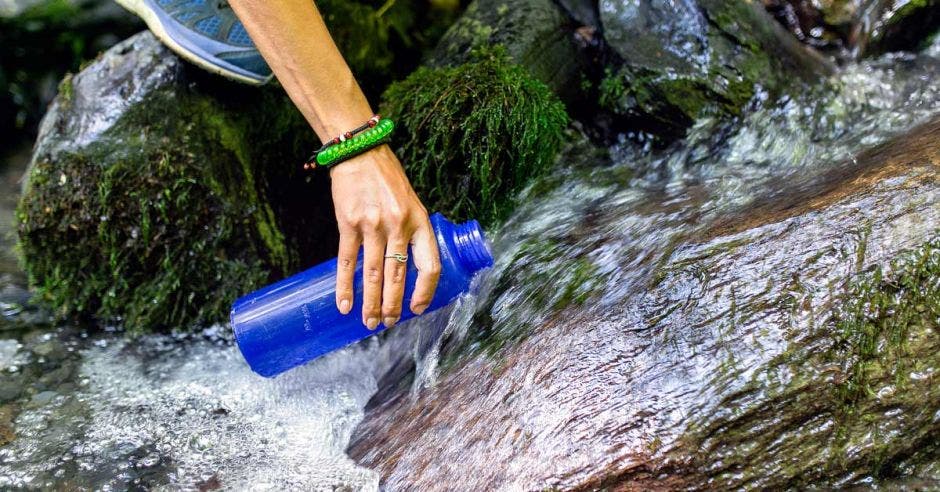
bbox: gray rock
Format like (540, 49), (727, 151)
(0, 378), (23, 403)
(29, 390), (57, 407)
(28, 31), (181, 164)
(600, 0), (709, 74)
(598, 0), (833, 135)
(17, 32), (333, 332)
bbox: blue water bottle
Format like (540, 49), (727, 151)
(230, 213), (493, 377)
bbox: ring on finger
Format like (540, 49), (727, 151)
(384, 253), (408, 264)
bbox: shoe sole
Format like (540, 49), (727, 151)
(114, 0), (273, 86)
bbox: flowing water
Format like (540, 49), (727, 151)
(0, 38), (939, 490)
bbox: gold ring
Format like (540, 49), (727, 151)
(385, 253), (408, 264)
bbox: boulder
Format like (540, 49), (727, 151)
(866, 0), (940, 55)
(430, 0), (591, 104)
(348, 116), (940, 488)
(16, 32), (334, 332)
(598, 0), (833, 137)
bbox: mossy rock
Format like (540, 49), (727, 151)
(599, 0), (832, 137)
(430, 0), (588, 103)
(16, 32), (333, 333)
(380, 46), (568, 225)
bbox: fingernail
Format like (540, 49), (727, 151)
(384, 317), (398, 328)
(412, 304), (428, 315)
(339, 299), (350, 314)
(366, 317), (379, 330)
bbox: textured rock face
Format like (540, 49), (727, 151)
(430, 0), (590, 103)
(349, 115), (940, 489)
(598, 0), (831, 136)
(17, 32), (332, 332)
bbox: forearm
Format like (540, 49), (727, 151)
(228, 0), (374, 140)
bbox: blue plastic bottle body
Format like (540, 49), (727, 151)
(231, 213), (492, 377)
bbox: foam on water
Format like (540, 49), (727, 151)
(0, 322), (434, 490)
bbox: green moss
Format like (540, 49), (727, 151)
(380, 46), (568, 225)
(828, 236), (939, 408)
(17, 79), (319, 333)
(56, 73), (73, 106)
(685, 236), (940, 488)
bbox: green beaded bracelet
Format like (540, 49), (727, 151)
(315, 118), (395, 167)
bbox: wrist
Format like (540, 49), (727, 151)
(328, 144), (399, 178)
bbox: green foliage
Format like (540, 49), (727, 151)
(380, 46), (568, 224)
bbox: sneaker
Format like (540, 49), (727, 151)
(114, 0), (274, 85)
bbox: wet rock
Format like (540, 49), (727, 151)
(349, 117), (940, 489)
(0, 404), (16, 445)
(555, 0), (601, 28)
(599, 0), (833, 137)
(0, 378), (24, 403)
(17, 32), (334, 332)
(29, 390), (57, 407)
(430, 0), (590, 105)
(866, 0), (940, 55)
(764, 0), (940, 57)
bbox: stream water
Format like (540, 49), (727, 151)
(0, 38), (939, 489)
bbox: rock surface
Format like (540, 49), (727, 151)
(763, 0), (940, 57)
(17, 32), (333, 332)
(349, 113), (940, 489)
(430, 0), (592, 106)
(598, 0), (832, 136)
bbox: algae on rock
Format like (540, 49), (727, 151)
(17, 33), (332, 333)
(380, 46), (568, 225)
(598, 0), (832, 136)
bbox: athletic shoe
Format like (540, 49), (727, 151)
(114, 0), (273, 85)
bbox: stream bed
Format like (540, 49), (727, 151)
(0, 38), (939, 490)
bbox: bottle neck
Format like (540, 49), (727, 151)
(451, 219), (494, 273)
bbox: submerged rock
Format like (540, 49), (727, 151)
(17, 32), (333, 332)
(599, 0), (832, 136)
(348, 112), (940, 488)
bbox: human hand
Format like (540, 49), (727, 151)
(330, 145), (442, 329)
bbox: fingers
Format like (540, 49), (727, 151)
(335, 230), (361, 315)
(381, 237), (410, 327)
(409, 219), (442, 315)
(361, 232), (386, 330)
